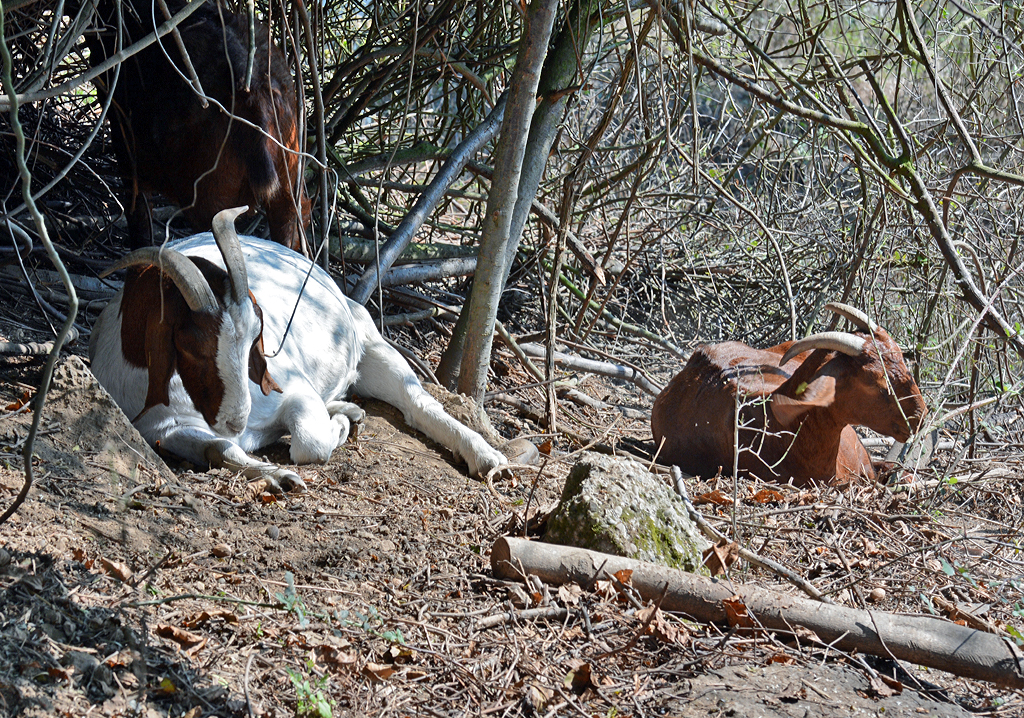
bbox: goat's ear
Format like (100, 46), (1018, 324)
(141, 315), (177, 414)
(248, 297), (282, 395)
(770, 376), (835, 428)
(249, 334), (282, 395)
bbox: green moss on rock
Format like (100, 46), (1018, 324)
(543, 452), (709, 572)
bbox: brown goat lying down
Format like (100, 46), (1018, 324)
(651, 304), (928, 486)
(86, 0), (310, 251)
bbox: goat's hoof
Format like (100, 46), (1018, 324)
(327, 401), (366, 425)
(469, 454), (511, 481)
(499, 438), (540, 466)
(276, 470), (307, 494)
(260, 478), (285, 496)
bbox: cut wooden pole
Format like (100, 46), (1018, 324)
(491, 537), (1024, 688)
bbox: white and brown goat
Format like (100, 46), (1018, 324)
(651, 304), (928, 486)
(89, 207), (507, 490)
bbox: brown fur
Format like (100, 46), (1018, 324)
(87, 0), (311, 251)
(651, 328), (927, 486)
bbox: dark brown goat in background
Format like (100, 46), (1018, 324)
(651, 303), (928, 486)
(86, 0), (310, 252)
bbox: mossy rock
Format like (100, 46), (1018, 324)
(544, 452), (709, 572)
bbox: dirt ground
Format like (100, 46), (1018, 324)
(1, 322), (1023, 717)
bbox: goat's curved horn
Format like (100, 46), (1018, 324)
(780, 331), (867, 366)
(101, 248), (218, 312)
(824, 302), (878, 333)
(211, 206), (250, 305)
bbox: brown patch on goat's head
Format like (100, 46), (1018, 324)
(841, 327), (928, 442)
(119, 265), (227, 425)
(190, 258), (279, 409)
(172, 311), (229, 429)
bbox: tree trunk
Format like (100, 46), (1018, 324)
(455, 0), (559, 402)
(437, 0), (600, 389)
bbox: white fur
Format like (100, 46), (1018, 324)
(89, 233), (507, 488)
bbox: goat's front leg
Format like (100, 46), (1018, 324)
(273, 391), (360, 465)
(353, 338), (508, 478)
(155, 427), (306, 493)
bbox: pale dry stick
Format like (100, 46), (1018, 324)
(376, 257), (477, 287)
(648, 435), (666, 474)
(671, 467), (830, 602)
(474, 606), (568, 631)
(519, 457), (551, 538)
(518, 343), (662, 396)
(0, 338), (69, 356)
(487, 392), (546, 428)
(296, 0), (328, 264)
(494, 320), (544, 383)
(380, 306), (447, 327)
(244, 652), (257, 718)
(554, 336), (665, 389)
(557, 385), (648, 419)
(155, 0), (207, 106)
(545, 190), (569, 436)
(732, 386), (740, 540)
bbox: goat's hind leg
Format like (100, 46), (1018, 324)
(352, 338), (507, 478)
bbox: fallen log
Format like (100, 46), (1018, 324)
(490, 536), (1024, 688)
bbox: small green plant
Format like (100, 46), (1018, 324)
(287, 663), (334, 718)
(941, 558), (979, 588)
(379, 627), (405, 644)
(334, 606), (405, 644)
(276, 572), (309, 628)
(1005, 624), (1024, 648)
